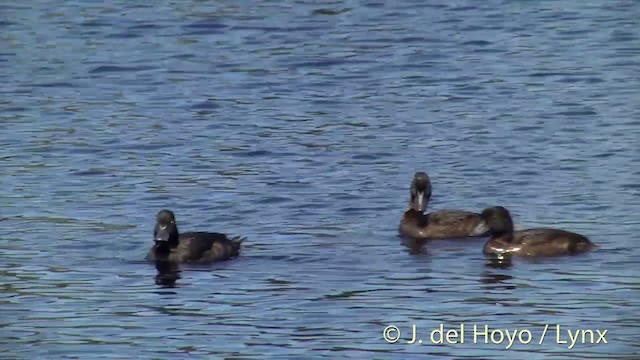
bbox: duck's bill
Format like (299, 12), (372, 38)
(414, 191), (426, 212)
(155, 225), (170, 242)
(471, 222), (489, 236)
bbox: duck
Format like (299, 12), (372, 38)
(399, 172), (489, 240)
(146, 209), (245, 263)
(480, 206), (596, 257)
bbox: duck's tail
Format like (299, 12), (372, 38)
(228, 235), (246, 256)
(571, 236), (598, 253)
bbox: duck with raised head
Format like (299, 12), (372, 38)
(399, 172), (489, 240)
(146, 209), (245, 263)
(480, 206), (596, 257)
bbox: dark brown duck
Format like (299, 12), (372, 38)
(399, 172), (488, 240)
(146, 209), (245, 263)
(480, 206), (596, 257)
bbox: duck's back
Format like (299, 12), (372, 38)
(513, 228), (595, 256)
(400, 209), (488, 239)
(424, 210), (488, 238)
(172, 232), (243, 263)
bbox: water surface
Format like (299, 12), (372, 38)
(1, 1), (639, 358)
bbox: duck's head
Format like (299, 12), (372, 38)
(480, 206), (514, 236)
(409, 172), (432, 212)
(154, 209), (179, 247)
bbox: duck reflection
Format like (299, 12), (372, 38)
(485, 256), (513, 270)
(480, 268), (516, 291)
(401, 237), (430, 256)
(154, 260), (181, 288)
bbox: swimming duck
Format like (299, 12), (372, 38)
(480, 206), (596, 257)
(146, 209), (245, 263)
(399, 172), (488, 240)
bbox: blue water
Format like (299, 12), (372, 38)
(1, 1), (639, 359)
